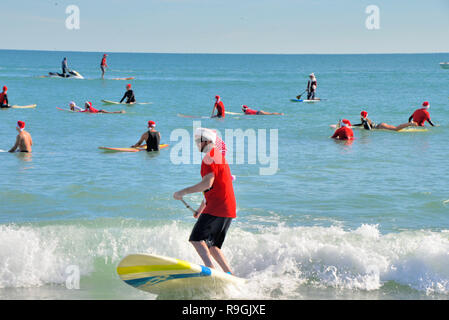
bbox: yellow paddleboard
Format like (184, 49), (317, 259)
(11, 104), (37, 109)
(117, 253), (245, 296)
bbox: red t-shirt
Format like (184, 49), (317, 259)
(82, 106), (99, 113)
(101, 57), (107, 66)
(215, 101), (225, 117)
(412, 108), (431, 126)
(0, 92), (7, 105)
(200, 148), (236, 218)
(332, 127), (354, 140)
(244, 108), (258, 115)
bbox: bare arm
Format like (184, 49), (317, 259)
(173, 173), (215, 200)
(9, 135), (19, 152)
(211, 104), (217, 117)
(131, 133), (147, 148)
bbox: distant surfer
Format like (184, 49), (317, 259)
(306, 73), (317, 100)
(9, 121), (32, 153)
(82, 101), (125, 114)
(100, 54), (108, 79)
(173, 128), (236, 275)
(120, 84), (136, 104)
(242, 105), (284, 115)
(69, 101), (84, 112)
(131, 120), (161, 152)
(62, 57), (70, 77)
(353, 110), (417, 131)
(408, 101), (435, 127)
(0, 86), (10, 108)
(211, 95), (225, 118)
(331, 119), (354, 140)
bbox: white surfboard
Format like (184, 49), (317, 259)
(117, 253), (245, 296)
(11, 104), (37, 109)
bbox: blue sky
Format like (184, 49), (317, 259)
(2, 0), (449, 54)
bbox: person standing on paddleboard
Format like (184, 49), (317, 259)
(331, 119), (354, 140)
(173, 128), (236, 275)
(120, 84), (136, 104)
(9, 121), (32, 153)
(62, 57), (69, 77)
(211, 95), (225, 118)
(306, 73), (317, 100)
(0, 86), (10, 108)
(131, 120), (161, 152)
(408, 101), (435, 127)
(100, 54), (108, 79)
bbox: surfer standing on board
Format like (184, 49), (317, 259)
(408, 101), (435, 127)
(211, 95), (225, 118)
(306, 73), (317, 100)
(120, 84), (136, 104)
(9, 121), (33, 153)
(100, 54), (108, 79)
(173, 128), (236, 275)
(131, 120), (161, 151)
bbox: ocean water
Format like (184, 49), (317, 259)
(0, 50), (448, 300)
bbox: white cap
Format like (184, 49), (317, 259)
(194, 128), (217, 144)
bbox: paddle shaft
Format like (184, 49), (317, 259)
(180, 199), (197, 214)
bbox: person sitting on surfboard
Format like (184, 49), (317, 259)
(173, 127), (236, 275)
(331, 119), (354, 140)
(211, 95), (225, 118)
(82, 101), (125, 114)
(131, 120), (161, 152)
(119, 84), (136, 104)
(0, 86), (10, 108)
(408, 101), (435, 127)
(352, 110), (417, 131)
(69, 101), (84, 112)
(9, 121), (32, 153)
(100, 54), (108, 79)
(241, 105), (284, 115)
(306, 73), (317, 100)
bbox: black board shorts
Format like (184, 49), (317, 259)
(189, 213), (233, 249)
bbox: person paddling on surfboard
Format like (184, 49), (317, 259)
(352, 110), (417, 131)
(69, 101), (84, 112)
(408, 101), (435, 127)
(331, 119), (354, 140)
(100, 54), (108, 79)
(0, 86), (10, 108)
(119, 84), (136, 104)
(173, 127), (236, 275)
(82, 101), (125, 114)
(241, 105), (284, 115)
(131, 120), (161, 152)
(211, 95), (225, 118)
(9, 121), (32, 153)
(306, 73), (317, 100)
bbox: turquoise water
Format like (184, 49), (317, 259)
(1, 50), (449, 299)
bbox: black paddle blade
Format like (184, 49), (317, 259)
(296, 95), (302, 99)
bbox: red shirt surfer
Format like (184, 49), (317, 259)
(408, 101), (435, 127)
(173, 127), (236, 275)
(0, 86), (9, 107)
(211, 95), (225, 118)
(332, 119), (354, 140)
(101, 54), (108, 79)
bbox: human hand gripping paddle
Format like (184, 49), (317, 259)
(296, 90), (306, 100)
(173, 191), (200, 218)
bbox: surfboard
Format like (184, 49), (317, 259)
(117, 253), (245, 296)
(225, 111), (243, 115)
(329, 124), (428, 132)
(101, 100), (152, 105)
(111, 77), (135, 80)
(56, 107), (79, 113)
(99, 144), (169, 152)
(177, 113), (212, 119)
(290, 99), (321, 103)
(11, 104), (37, 109)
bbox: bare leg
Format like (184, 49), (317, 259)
(376, 122), (417, 131)
(209, 246), (233, 274)
(190, 241), (215, 268)
(258, 110), (284, 115)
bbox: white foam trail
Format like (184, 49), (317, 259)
(0, 223), (448, 298)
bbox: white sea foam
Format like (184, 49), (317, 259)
(0, 222), (448, 298)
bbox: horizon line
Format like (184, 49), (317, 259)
(1, 48), (449, 56)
